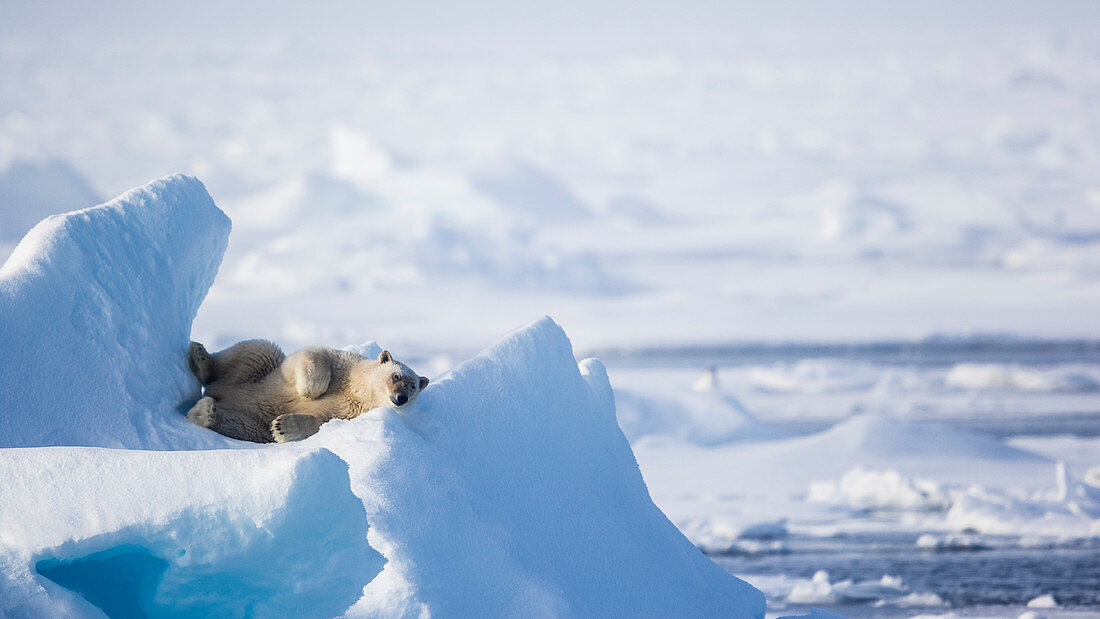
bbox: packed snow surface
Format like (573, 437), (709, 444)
(0, 175), (764, 616)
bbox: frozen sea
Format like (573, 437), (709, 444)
(598, 343), (1100, 616)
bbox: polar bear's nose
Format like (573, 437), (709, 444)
(393, 394), (409, 406)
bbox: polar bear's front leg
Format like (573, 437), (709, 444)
(271, 413), (324, 443)
(283, 349), (332, 399)
(187, 396), (217, 428)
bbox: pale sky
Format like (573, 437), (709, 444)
(2, 1), (1098, 41)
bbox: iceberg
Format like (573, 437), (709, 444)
(0, 175), (764, 617)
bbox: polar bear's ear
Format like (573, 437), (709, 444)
(419, 376), (430, 390)
(378, 350), (392, 364)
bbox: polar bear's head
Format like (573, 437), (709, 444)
(374, 350), (430, 408)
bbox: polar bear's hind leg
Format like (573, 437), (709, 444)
(283, 349), (332, 399)
(201, 339), (286, 386)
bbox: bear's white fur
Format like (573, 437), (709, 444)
(186, 340), (429, 443)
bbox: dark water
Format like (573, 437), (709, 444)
(598, 339), (1100, 437)
(589, 338), (1100, 368)
(713, 535), (1100, 610)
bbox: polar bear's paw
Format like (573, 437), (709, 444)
(187, 396), (217, 428)
(272, 413), (323, 443)
(189, 341), (213, 384)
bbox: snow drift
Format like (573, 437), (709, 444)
(0, 176), (764, 617)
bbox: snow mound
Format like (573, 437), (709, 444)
(614, 366), (783, 446)
(0, 174), (231, 449)
(0, 446), (381, 617)
(220, 164), (621, 297)
(811, 414), (1044, 463)
(944, 480), (1100, 538)
(808, 467), (950, 513)
(945, 363), (1100, 392)
(616, 387), (780, 446)
(807, 463), (1100, 538)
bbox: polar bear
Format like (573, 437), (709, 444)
(186, 339), (429, 443)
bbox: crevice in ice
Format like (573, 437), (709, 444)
(37, 545), (169, 618)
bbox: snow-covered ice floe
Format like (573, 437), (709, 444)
(634, 410), (1100, 551)
(0, 175), (765, 616)
(749, 570), (946, 609)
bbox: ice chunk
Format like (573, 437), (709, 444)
(915, 534), (986, 551)
(1026, 593), (1059, 608)
(776, 570), (929, 607)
